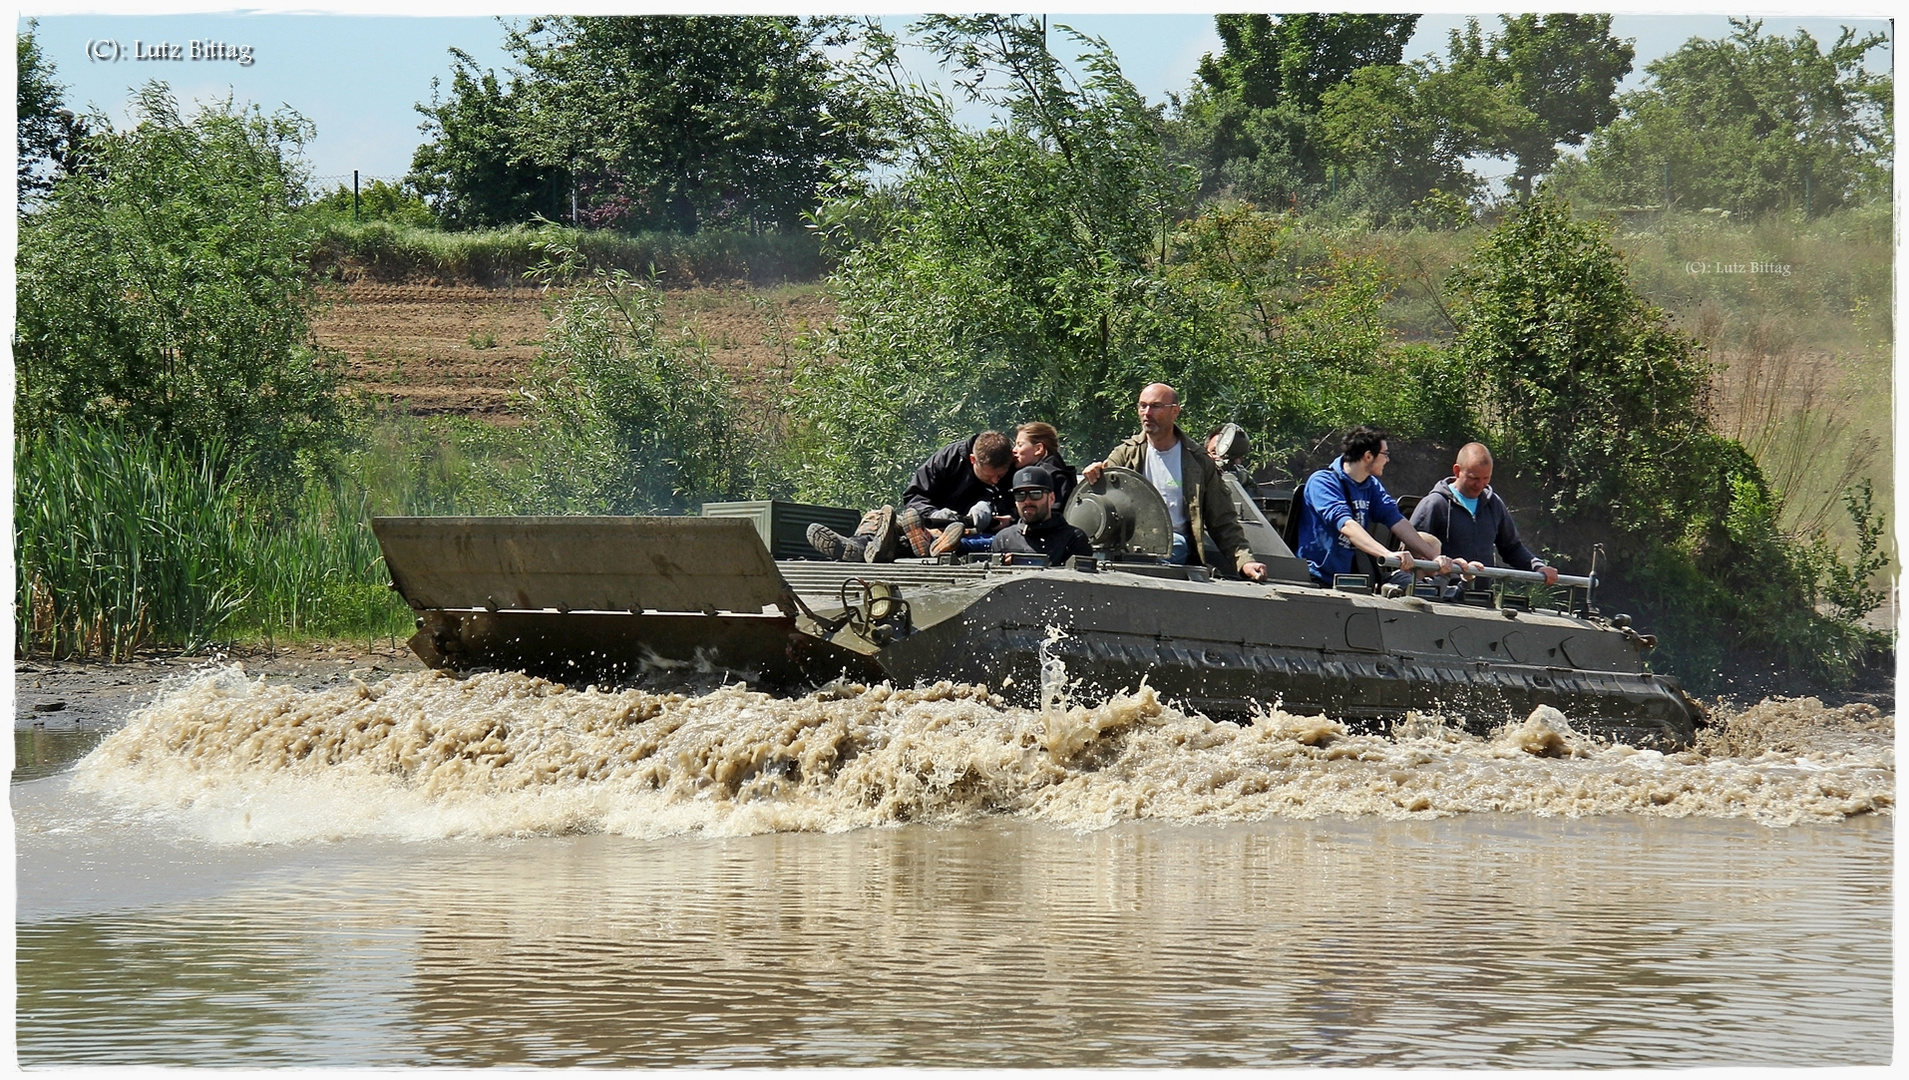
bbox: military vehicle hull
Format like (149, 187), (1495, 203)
(373, 516), (1702, 748)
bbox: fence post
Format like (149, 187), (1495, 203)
(353, 170), (360, 221)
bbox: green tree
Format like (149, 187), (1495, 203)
(1179, 13), (1634, 219)
(1556, 19), (1890, 215)
(1316, 60), (1527, 218)
(789, 16), (1212, 504)
(17, 20), (74, 203)
(790, 16), (1409, 506)
(1449, 15), (1634, 198)
(1177, 13), (1419, 204)
(1200, 12), (1422, 114)
(411, 16), (881, 233)
(410, 50), (570, 228)
(14, 83), (343, 495)
(1450, 192), (1884, 686)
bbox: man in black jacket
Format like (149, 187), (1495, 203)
(902, 430), (1016, 555)
(807, 430), (1015, 561)
(1409, 443), (1559, 586)
(990, 466), (1092, 565)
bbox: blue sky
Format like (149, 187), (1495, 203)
(15, 5), (1895, 192)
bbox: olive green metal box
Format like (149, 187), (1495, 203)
(700, 500), (861, 561)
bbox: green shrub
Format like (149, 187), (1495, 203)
(1451, 192), (1714, 523)
(1160, 203), (1471, 458)
(308, 220), (826, 286)
(14, 83), (344, 499)
(308, 177), (436, 228)
(1449, 191), (1888, 689)
(482, 245), (768, 514)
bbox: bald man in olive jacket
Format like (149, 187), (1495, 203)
(1082, 383), (1267, 581)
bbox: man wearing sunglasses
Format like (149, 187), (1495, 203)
(989, 466), (1093, 565)
(1081, 383), (1267, 582)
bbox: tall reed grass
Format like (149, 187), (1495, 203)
(1698, 310), (1883, 540)
(13, 422), (414, 659)
(15, 424), (247, 659)
(240, 476), (409, 645)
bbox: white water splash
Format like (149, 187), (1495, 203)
(65, 666), (1893, 844)
(1038, 624), (1071, 714)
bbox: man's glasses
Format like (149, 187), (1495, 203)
(1013, 491), (1048, 502)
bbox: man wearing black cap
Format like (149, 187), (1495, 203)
(989, 466), (1093, 565)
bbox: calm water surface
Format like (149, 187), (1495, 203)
(15, 782), (1892, 1067)
(11, 668), (1895, 1067)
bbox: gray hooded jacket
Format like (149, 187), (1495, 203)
(1407, 478), (1545, 572)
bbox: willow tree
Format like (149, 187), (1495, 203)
(787, 16), (1420, 506)
(786, 16), (1213, 505)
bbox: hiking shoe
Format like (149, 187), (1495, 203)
(864, 506), (899, 563)
(807, 522), (865, 562)
(895, 507), (934, 557)
(930, 523), (965, 557)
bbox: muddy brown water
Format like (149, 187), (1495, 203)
(10, 660), (1894, 1067)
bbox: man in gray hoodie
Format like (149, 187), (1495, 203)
(1409, 443), (1559, 585)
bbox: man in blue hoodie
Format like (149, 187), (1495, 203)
(1295, 426), (1450, 585)
(1409, 442), (1558, 585)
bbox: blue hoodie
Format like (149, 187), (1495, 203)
(1295, 459), (1403, 582)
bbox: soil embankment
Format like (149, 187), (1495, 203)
(311, 282), (834, 421)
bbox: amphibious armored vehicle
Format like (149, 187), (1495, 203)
(371, 468), (1702, 748)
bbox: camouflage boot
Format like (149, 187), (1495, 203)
(863, 506), (899, 562)
(807, 522), (868, 562)
(894, 507), (934, 558)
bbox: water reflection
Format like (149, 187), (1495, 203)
(13, 725), (112, 783)
(15, 813), (1892, 1067)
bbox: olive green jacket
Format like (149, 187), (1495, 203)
(1104, 428), (1255, 573)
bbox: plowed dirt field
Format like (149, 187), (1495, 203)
(311, 282), (834, 421)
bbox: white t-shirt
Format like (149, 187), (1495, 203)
(1143, 440), (1188, 531)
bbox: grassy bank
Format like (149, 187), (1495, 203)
(308, 221), (828, 287)
(1357, 205), (1892, 551)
